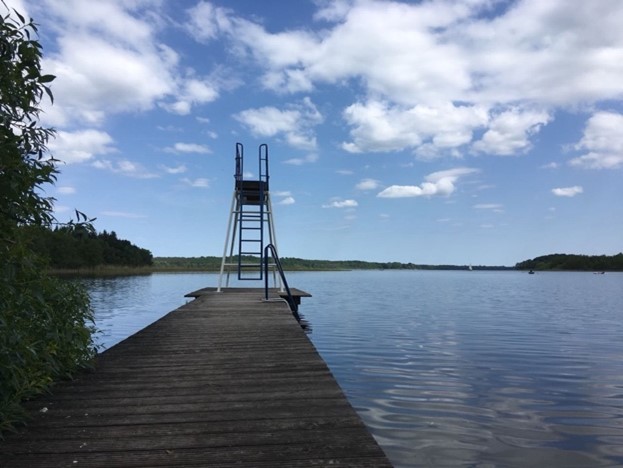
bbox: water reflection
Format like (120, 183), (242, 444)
(81, 270), (623, 467)
(290, 270), (623, 467)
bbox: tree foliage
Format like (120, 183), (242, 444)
(1, 4), (96, 435)
(24, 226), (153, 269)
(154, 256), (511, 271)
(515, 253), (623, 271)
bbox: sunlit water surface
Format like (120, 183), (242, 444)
(79, 270), (623, 467)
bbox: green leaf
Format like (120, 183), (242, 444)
(43, 85), (54, 104)
(39, 74), (55, 84)
(12, 9), (25, 24)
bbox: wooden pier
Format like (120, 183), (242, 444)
(0, 288), (391, 467)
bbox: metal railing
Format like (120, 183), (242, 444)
(264, 244), (298, 314)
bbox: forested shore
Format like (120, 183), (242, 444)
(515, 253), (623, 271)
(24, 226), (622, 273)
(154, 256), (511, 271)
(23, 226), (153, 270)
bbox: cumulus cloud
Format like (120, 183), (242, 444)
(35, 0), (225, 129)
(235, 97), (323, 150)
(570, 112), (623, 169)
(342, 100), (487, 154)
(194, 0), (623, 157)
(377, 167), (478, 198)
(356, 178), (381, 190)
(278, 196), (296, 205)
(48, 130), (115, 164)
(472, 108), (551, 156)
(322, 199), (358, 208)
(552, 186), (583, 197)
(162, 77), (220, 115)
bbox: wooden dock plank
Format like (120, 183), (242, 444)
(0, 289), (391, 467)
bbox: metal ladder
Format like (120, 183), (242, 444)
(218, 143), (280, 290)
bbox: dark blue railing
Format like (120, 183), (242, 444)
(264, 244), (297, 314)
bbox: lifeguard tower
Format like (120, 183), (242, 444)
(217, 143), (280, 291)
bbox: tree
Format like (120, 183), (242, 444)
(0, 3), (97, 434)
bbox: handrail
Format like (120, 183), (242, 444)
(235, 142), (243, 182)
(264, 244), (298, 314)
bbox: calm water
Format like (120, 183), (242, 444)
(80, 270), (623, 467)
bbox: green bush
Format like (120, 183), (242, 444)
(0, 248), (97, 433)
(1, 3), (97, 434)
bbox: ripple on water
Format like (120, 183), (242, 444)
(82, 271), (623, 468)
(302, 271), (623, 467)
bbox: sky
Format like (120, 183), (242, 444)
(8, 0), (623, 265)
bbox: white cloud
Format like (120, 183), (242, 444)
(57, 186), (76, 195)
(284, 153), (319, 165)
(570, 112), (623, 169)
(377, 167), (478, 198)
(552, 186), (583, 197)
(53, 204), (71, 214)
(182, 177), (210, 188)
(273, 191), (295, 205)
(199, 0), (623, 157)
(185, 1), (222, 42)
(163, 77), (220, 115)
(48, 130), (115, 164)
(36, 0), (229, 128)
(160, 164), (187, 174)
(165, 143), (212, 154)
(356, 178), (381, 190)
(322, 199), (358, 208)
(342, 100), (487, 154)
(472, 108), (551, 156)
(93, 159), (158, 179)
(473, 203), (504, 213)
(235, 98), (323, 150)
(42, 34), (175, 126)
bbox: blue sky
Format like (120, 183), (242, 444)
(10, 0), (623, 265)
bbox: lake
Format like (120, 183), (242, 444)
(80, 270), (623, 467)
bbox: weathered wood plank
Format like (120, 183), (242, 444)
(0, 288), (391, 467)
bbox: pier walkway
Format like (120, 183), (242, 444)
(0, 288), (391, 467)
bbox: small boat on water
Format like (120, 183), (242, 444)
(529, 270), (535, 274)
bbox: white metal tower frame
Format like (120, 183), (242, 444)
(217, 145), (282, 292)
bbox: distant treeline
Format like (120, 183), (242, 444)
(516, 253), (623, 271)
(154, 256), (511, 271)
(24, 226), (153, 269)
